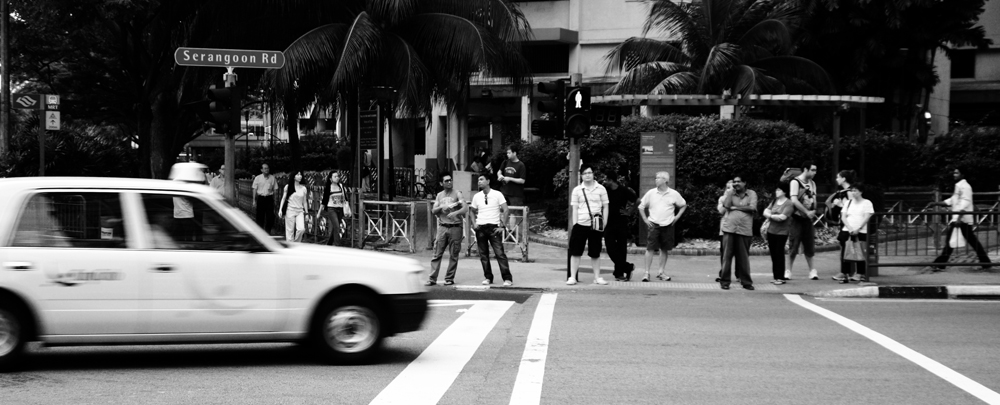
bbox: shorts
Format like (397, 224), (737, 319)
(646, 224), (675, 252)
(788, 216), (816, 257)
(569, 224), (603, 258)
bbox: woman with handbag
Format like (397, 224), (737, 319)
(838, 184), (875, 283)
(319, 170), (352, 246)
(762, 183), (795, 285)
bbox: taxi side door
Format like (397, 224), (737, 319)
(135, 192), (281, 336)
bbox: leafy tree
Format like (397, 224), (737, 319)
(604, 0), (834, 98)
(795, 0), (992, 141)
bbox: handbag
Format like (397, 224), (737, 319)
(949, 226), (966, 248)
(844, 235), (866, 262)
(760, 200), (774, 235)
(582, 188), (604, 232)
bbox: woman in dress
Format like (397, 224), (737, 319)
(319, 171), (351, 246)
(278, 170), (310, 242)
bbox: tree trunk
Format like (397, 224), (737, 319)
(149, 90), (181, 179)
(283, 91), (300, 172)
(136, 100), (153, 178)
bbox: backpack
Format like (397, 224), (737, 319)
(779, 167), (802, 184)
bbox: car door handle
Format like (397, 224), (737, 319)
(3, 262), (33, 271)
(151, 265), (175, 272)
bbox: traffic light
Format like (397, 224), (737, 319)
(532, 80), (565, 138)
(204, 85), (242, 134)
(564, 86), (591, 138)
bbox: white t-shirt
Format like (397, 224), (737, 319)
(638, 187), (686, 227)
(471, 189), (506, 225)
(842, 198), (875, 233)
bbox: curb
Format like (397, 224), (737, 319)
(811, 285), (1000, 299)
(454, 285), (548, 293)
(527, 233), (841, 256)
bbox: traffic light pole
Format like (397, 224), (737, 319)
(566, 73), (582, 280)
(223, 67), (237, 204)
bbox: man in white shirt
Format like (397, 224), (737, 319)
(566, 165), (610, 285)
(638, 171), (687, 282)
(210, 164), (226, 192)
(252, 163), (279, 234)
(930, 168), (991, 269)
(469, 175), (513, 286)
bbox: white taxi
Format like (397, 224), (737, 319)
(0, 175), (427, 370)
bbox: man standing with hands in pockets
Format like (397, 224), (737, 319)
(638, 171), (687, 282)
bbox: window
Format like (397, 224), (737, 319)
(522, 44), (569, 74)
(951, 50), (976, 79)
(12, 192), (127, 248)
(141, 193), (249, 251)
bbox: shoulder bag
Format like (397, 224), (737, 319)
(760, 200), (774, 236)
(582, 188), (604, 232)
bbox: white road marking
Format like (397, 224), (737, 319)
(785, 294), (1000, 404)
(370, 300), (513, 405)
(427, 300), (479, 307)
(509, 293), (557, 405)
(816, 298), (1000, 304)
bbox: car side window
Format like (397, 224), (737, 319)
(12, 192), (127, 248)
(140, 193), (247, 251)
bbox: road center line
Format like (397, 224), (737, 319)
(369, 300), (513, 405)
(785, 294), (1000, 404)
(509, 293), (558, 405)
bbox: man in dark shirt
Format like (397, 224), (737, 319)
(497, 144), (527, 207)
(605, 171), (638, 281)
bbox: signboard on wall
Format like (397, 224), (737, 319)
(638, 131), (677, 246)
(359, 107), (380, 149)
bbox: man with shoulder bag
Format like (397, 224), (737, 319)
(566, 165), (610, 285)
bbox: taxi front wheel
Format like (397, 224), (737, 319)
(312, 294), (383, 364)
(0, 308), (25, 372)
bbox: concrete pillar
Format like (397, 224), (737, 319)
(520, 95), (531, 141)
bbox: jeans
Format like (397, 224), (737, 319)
(323, 207), (344, 246)
(721, 232), (752, 286)
(767, 233), (788, 280)
(475, 224), (512, 282)
(429, 225), (464, 282)
(284, 210), (305, 242)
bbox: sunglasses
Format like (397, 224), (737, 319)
(483, 190), (488, 205)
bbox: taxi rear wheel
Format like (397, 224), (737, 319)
(312, 294), (383, 364)
(0, 308), (25, 371)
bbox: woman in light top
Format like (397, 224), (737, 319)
(319, 171), (351, 246)
(278, 170), (311, 242)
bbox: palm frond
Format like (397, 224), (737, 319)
(737, 19), (792, 59)
(644, 0), (708, 57)
(749, 56), (836, 94)
(699, 42), (740, 93)
(378, 32), (432, 115)
(730, 65), (784, 98)
(420, 0), (532, 44)
(605, 61), (690, 95)
(330, 12), (383, 92)
(602, 37), (688, 76)
(268, 22), (349, 94)
(367, 0), (418, 26)
(649, 71), (700, 95)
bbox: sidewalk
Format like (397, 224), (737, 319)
(378, 240), (1000, 299)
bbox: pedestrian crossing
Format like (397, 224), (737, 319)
(606, 281), (780, 290)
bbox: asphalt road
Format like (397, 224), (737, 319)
(1, 289), (997, 405)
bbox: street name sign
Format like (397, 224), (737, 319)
(174, 47), (285, 69)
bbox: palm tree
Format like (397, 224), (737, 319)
(604, 0), (833, 97)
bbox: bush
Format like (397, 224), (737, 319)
(0, 117), (140, 178)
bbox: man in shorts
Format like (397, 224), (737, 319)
(566, 165), (610, 285)
(789, 161), (819, 280)
(638, 171), (687, 282)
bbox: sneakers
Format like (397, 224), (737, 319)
(655, 273), (671, 281)
(424, 280), (437, 286)
(594, 277), (608, 285)
(482, 279), (492, 285)
(443, 280), (455, 286)
(849, 274), (862, 282)
(784, 270), (791, 280)
(771, 279), (785, 285)
(566, 277), (577, 285)
(832, 274), (845, 281)
(503, 280), (513, 286)
(809, 269), (819, 280)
